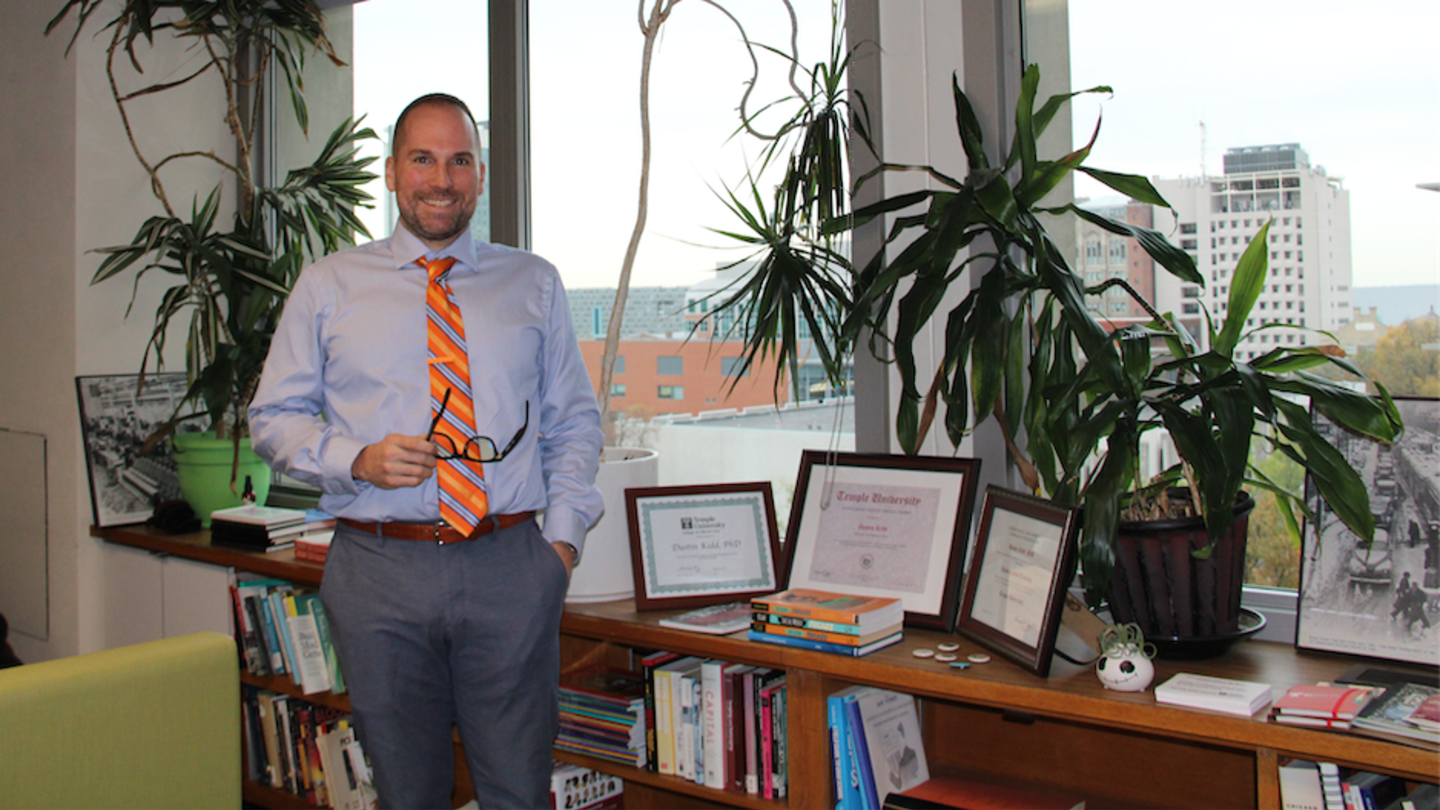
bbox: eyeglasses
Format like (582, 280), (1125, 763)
(427, 389), (528, 463)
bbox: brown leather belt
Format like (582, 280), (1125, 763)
(337, 511), (535, 545)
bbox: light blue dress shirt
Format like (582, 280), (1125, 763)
(248, 224), (604, 552)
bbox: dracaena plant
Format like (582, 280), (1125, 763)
(715, 63), (1403, 608)
(49, 0), (377, 444)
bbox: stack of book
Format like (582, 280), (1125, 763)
(211, 504), (336, 553)
(242, 686), (376, 810)
(230, 574), (345, 696)
(747, 588), (903, 657)
(1153, 673), (1274, 717)
(1350, 681), (1440, 747)
(294, 530), (334, 564)
(828, 685), (930, 810)
(556, 665), (647, 768)
(1269, 683), (1380, 730)
(638, 651), (789, 798)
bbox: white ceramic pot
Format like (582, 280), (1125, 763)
(565, 446), (660, 603)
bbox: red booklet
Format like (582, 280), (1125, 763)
(1406, 693), (1440, 732)
(1271, 683), (1377, 720)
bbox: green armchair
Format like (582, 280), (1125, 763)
(0, 631), (240, 809)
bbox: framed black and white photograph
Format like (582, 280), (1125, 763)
(76, 373), (195, 527)
(782, 451), (981, 632)
(1298, 396), (1440, 668)
(627, 482), (783, 610)
(956, 486), (1081, 677)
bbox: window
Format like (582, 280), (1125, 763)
(657, 356), (683, 376)
(610, 384), (626, 398)
(658, 386), (683, 400)
(351, 1), (492, 243)
(1085, 238), (1104, 265)
(614, 356), (625, 375)
(1108, 239), (1126, 263)
(720, 357), (749, 378)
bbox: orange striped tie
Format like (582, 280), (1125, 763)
(425, 256), (489, 534)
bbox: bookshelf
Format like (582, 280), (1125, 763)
(95, 524), (1437, 810)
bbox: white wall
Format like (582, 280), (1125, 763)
(0, 1), (352, 662)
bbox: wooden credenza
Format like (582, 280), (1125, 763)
(95, 524), (1437, 809)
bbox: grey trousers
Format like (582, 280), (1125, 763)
(321, 519), (568, 809)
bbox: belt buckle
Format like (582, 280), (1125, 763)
(435, 521), (450, 545)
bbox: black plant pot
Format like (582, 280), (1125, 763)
(1106, 491), (1257, 643)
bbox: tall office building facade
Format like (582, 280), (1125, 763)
(1152, 143), (1353, 360)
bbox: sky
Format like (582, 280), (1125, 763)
(352, 0), (1440, 292)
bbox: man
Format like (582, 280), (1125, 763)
(249, 93), (603, 809)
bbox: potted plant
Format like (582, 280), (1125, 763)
(711, 63), (1403, 642)
(49, 0), (376, 522)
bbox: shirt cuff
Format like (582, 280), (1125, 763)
(541, 506), (592, 560)
(322, 434), (371, 495)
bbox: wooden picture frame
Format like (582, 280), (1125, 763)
(781, 451), (981, 632)
(956, 486), (1081, 676)
(1298, 396), (1440, 668)
(75, 373), (196, 528)
(626, 482), (782, 610)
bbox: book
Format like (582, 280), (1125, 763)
(1271, 714), (1353, 730)
(759, 676), (780, 798)
(742, 667), (772, 795)
(771, 681), (788, 799)
(1154, 673), (1274, 716)
(721, 662), (754, 792)
(829, 689), (862, 810)
(1278, 760), (1325, 810)
(755, 611), (881, 636)
(846, 691), (879, 810)
(309, 598), (346, 695)
(639, 650), (681, 773)
(659, 601), (753, 635)
(700, 660), (726, 789)
(883, 776), (1085, 810)
(1272, 684), (1377, 720)
(294, 530), (334, 564)
(751, 588), (903, 630)
(210, 503), (309, 527)
(1404, 693), (1440, 732)
(852, 687), (929, 808)
(1352, 681), (1440, 745)
(1315, 761), (1343, 810)
(287, 593), (333, 694)
(746, 628), (903, 657)
(750, 619), (903, 647)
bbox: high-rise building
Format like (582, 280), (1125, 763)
(1152, 143), (1353, 360)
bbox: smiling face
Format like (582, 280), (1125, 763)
(386, 100), (484, 250)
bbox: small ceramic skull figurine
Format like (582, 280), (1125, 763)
(1095, 622), (1156, 692)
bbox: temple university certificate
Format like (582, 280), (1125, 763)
(802, 479), (947, 609)
(636, 491), (777, 598)
(968, 507), (1062, 647)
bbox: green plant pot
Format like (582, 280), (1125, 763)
(172, 432), (273, 528)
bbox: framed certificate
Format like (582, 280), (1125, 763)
(782, 451), (981, 632)
(626, 482), (783, 610)
(956, 486), (1081, 676)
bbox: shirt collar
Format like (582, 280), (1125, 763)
(390, 221), (480, 275)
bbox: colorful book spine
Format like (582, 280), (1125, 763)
(754, 611), (867, 635)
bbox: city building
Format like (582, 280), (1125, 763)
(1152, 143), (1353, 360)
(1074, 197), (1185, 334)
